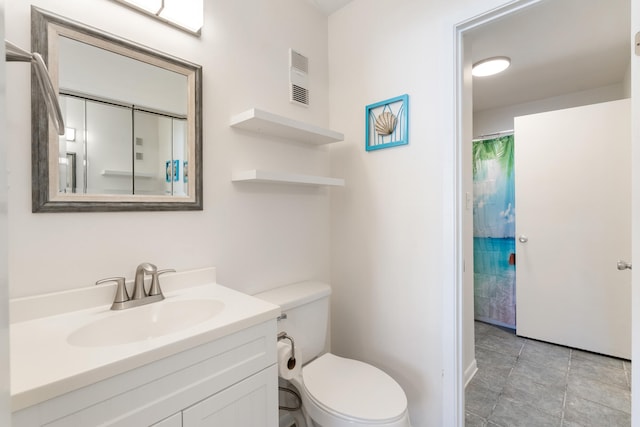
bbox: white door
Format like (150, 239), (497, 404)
(632, 16), (640, 419)
(515, 99), (631, 359)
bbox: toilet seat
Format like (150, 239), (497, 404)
(300, 353), (410, 427)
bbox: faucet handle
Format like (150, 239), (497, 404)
(96, 277), (129, 305)
(148, 269), (176, 297)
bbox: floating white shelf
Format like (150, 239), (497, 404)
(102, 169), (155, 179)
(230, 108), (344, 145)
(232, 170), (345, 187)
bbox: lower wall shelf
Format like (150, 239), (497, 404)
(232, 170), (345, 187)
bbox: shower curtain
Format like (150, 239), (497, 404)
(473, 135), (516, 328)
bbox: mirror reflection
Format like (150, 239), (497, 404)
(59, 95), (188, 196)
(31, 7), (202, 212)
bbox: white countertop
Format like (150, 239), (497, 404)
(10, 268), (281, 411)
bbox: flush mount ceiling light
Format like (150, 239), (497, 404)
(472, 56), (511, 77)
(114, 0), (203, 35)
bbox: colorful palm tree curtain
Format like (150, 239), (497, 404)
(473, 135), (516, 328)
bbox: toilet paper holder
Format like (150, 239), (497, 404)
(278, 331), (297, 370)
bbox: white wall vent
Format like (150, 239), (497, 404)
(289, 49), (309, 107)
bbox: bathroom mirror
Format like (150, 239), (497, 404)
(31, 7), (202, 212)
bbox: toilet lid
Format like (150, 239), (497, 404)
(302, 353), (407, 422)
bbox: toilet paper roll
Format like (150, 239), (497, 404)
(277, 341), (301, 380)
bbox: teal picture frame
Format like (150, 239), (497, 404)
(165, 160), (179, 182)
(365, 94), (409, 151)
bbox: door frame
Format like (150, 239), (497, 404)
(448, 0), (572, 424)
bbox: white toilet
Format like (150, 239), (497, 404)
(255, 282), (411, 427)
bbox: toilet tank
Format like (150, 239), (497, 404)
(254, 281), (331, 365)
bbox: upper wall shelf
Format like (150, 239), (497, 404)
(230, 108), (344, 145)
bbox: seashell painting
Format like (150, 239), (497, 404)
(374, 111), (397, 136)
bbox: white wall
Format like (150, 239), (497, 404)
(328, 0), (514, 425)
(474, 82), (627, 136)
(6, 0), (332, 299)
(58, 36), (188, 116)
(0, 0), (10, 423)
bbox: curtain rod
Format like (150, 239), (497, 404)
(473, 129), (514, 142)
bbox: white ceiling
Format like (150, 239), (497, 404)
(467, 0), (630, 112)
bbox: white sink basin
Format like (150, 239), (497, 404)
(67, 299), (225, 347)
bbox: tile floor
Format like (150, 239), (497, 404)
(465, 321), (632, 426)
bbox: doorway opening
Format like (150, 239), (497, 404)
(451, 0), (632, 423)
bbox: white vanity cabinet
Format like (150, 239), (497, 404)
(12, 320), (278, 427)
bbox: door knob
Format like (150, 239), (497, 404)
(518, 235), (528, 243)
(617, 260), (632, 270)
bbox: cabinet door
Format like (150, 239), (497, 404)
(152, 413), (182, 427)
(183, 365), (277, 427)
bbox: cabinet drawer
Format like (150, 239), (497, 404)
(183, 365), (277, 427)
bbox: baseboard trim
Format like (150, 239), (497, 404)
(464, 358), (478, 388)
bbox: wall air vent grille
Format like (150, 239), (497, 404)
(291, 50), (309, 73)
(290, 49), (309, 107)
(292, 84), (309, 106)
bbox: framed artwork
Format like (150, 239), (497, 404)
(365, 94), (409, 151)
(165, 160), (179, 182)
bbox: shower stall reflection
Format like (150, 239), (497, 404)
(59, 93), (188, 197)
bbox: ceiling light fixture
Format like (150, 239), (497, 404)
(472, 56), (511, 77)
(114, 0), (203, 35)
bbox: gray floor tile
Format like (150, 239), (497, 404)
(465, 382), (500, 418)
(563, 393), (631, 427)
(519, 339), (570, 372)
(624, 361), (632, 388)
(566, 373), (630, 414)
(466, 322), (632, 427)
(469, 362), (513, 393)
(465, 411), (487, 427)
(476, 332), (525, 358)
(625, 371), (631, 388)
(561, 420), (584, 427)
(571, 349), (626, 370)
(484, 323), (519, 341)
(502, 371), (565, 418)
(569, 355), (628, 389)
(475, 321), (496, 337)
(476, 346), (518, 369)
(488, 395), (562, 427)
(511, 358), (567, 389)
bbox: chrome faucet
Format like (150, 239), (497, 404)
(96, 263), (175, 310)
(132, 262), (157, 300)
